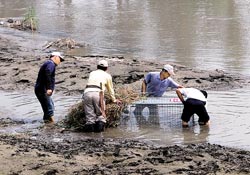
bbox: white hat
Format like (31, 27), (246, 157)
(98, 60), (108, 67)
(51, 52), (64, 62)
(163, 64), (175, 75)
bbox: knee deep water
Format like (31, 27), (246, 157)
(0, 88), (249, 151)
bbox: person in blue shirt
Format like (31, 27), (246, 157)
(134, 64), (182, 115)
(34, 52), (64, 123)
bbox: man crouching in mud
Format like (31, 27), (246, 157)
(176, 87), (210, 127)
(83, 60), (121, 132)
(34, 52), (64, 124)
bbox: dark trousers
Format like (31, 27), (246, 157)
(181, 98), (210, 123)
(35, 90), (54, 120)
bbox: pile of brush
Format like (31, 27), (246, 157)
(60, 85), (141, 131)
(43, 38), (86, 50)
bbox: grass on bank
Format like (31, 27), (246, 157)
(22, 6), (38, 31)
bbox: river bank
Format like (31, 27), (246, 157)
(0, 29), (250, 174)
(0, 31), (249, 95)
(0, 131), (250, 175)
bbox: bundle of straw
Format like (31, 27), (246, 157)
(61, 85), (141, 130)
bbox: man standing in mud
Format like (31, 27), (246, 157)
(83, 60), (121, 132)
(34, 52), (64, 123)
(134, 64), (183, 115)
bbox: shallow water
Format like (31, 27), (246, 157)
(0, 88), (249, 151)
(115, 88), (250, 150)
(0, 91), (80, 133)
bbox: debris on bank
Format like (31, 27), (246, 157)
(42, 38), (86, 50)
(0, 18), (35, 31)
(0, 7), (37, 31)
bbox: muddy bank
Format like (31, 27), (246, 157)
(0, 35), (249, 96)
(0, 131), (249, 175)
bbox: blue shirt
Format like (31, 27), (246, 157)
(144, 72), (179, 97)
(35, 60), (56, 93)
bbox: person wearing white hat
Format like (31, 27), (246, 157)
(134, 64), (183, 115)
(34, 51), (64, 123)
(141, 64), (180, 97)
(83, 59), (121, 132)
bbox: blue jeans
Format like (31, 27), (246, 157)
(35, 90), (54, 120)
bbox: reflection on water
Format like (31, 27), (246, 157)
(207, 89), (250, 151)
(0, 90), (80, 134)
(0, 91), (80, 123)
(0, 0), (250, 76)
(0, 87), (250, 150)
(117, 88), (250, 150)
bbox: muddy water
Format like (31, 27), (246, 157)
(1, 0), (250, 76)
(116, 88), (250, 151)
(0, 88), (250, 151)
(0, 91), (80, 133)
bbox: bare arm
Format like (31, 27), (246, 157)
(141, 80), (147, 95)
(176, 88), (185, 103)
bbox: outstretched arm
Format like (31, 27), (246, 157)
(176, 88), (185, 103)
(141, 80), (147, 96)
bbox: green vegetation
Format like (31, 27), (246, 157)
(22, 6), (38, 31)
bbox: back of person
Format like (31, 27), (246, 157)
(83, 59), (120, 132)
(180, 88), (207, 103)
(85, 69), (111, 92)
(176, 87), (210, 127)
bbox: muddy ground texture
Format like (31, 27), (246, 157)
(0, 32), (250, 175)
(0, 35), (249, 95)
(0, 132), (250, 175)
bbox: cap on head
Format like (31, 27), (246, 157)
(51, 52), (64, 62)
(98, 60), (108, 67)
(163, 64), (175, 75)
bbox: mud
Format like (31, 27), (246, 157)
(0, 35), (248, 96)
(0, 130), (250, 175)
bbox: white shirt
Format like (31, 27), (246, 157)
(179, 88), (207, 102)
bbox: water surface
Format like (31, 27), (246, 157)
(0, 0), (250, 76)
(0, 89), (249, 151)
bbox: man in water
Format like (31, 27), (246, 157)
(176, 87), (210, 127)
(83, 60), (121, 132)
(34, 52), (64, 123)
(134, 64), (183, 115)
